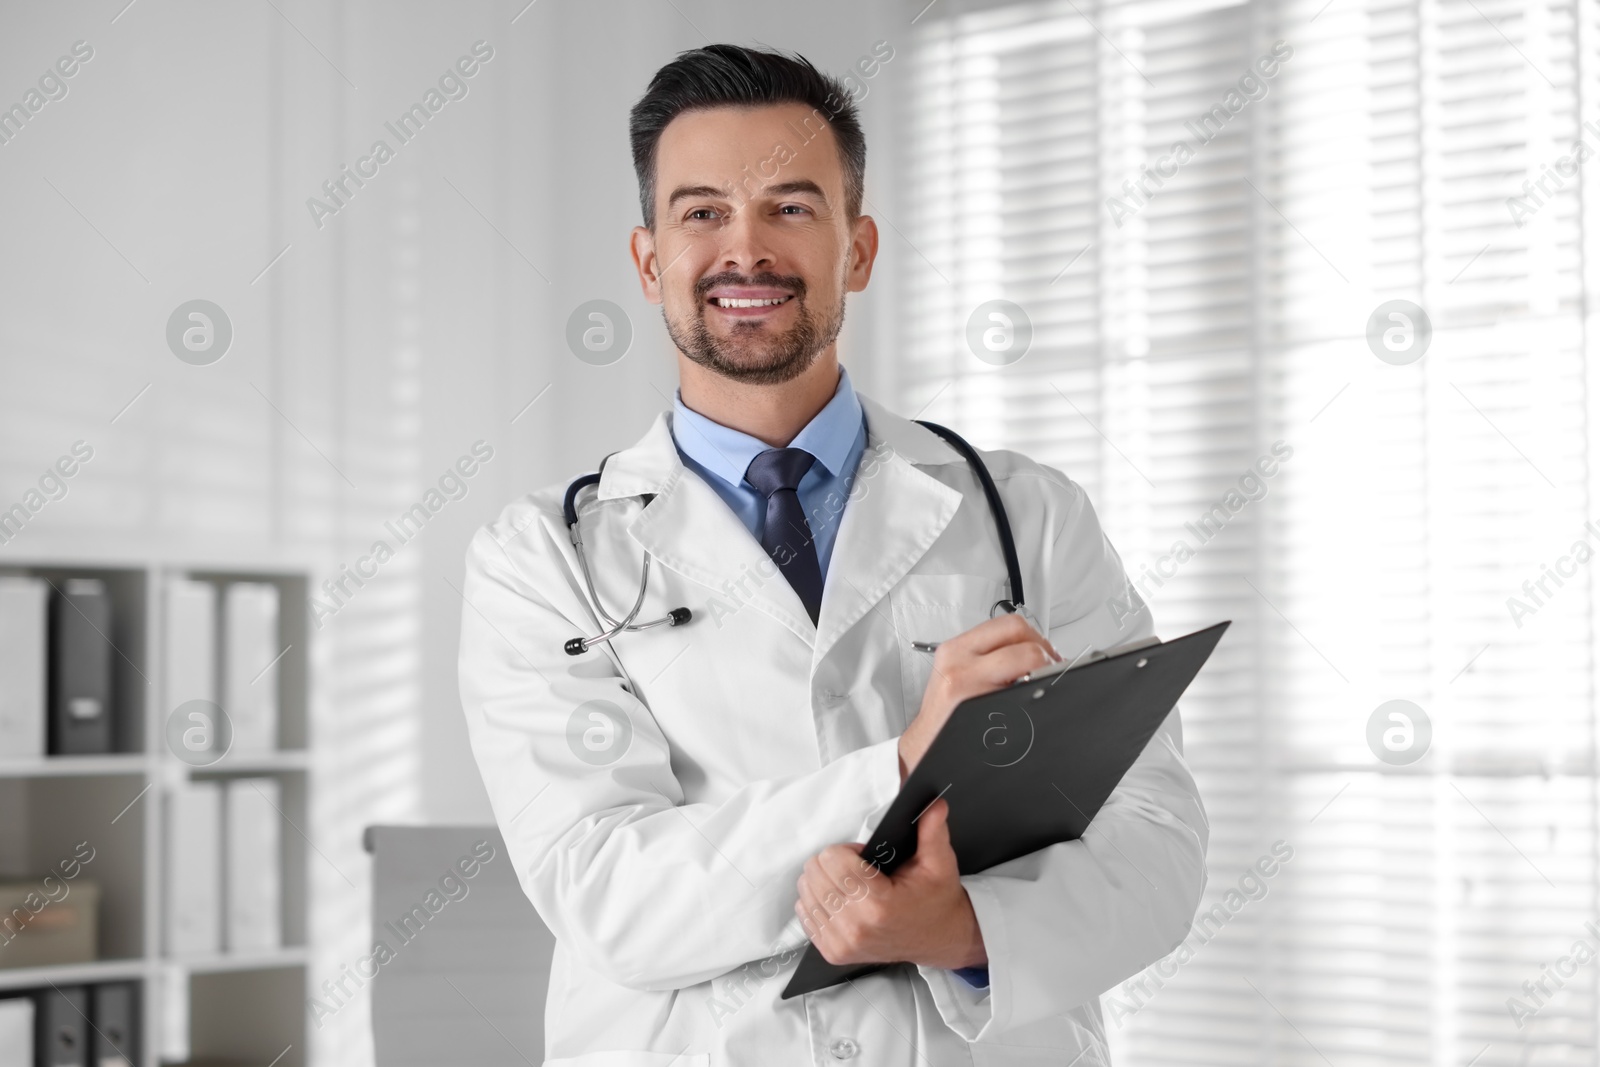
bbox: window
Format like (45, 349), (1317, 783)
(900, 1), (1598, 1061)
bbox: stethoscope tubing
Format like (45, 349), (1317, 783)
(560, 421), (1026, 656)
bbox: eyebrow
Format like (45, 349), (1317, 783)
(666, 179), (830, 210)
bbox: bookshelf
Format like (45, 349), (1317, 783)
(0, 558), (314, 1067)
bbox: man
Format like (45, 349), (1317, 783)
(458, 43), (1207, 1066)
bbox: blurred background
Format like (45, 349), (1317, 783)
(0, 0), (1595, 1064)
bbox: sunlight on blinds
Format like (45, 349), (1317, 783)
(901, 0), (1599, 1063)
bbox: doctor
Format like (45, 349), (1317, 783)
(458, 43), (1208, 1067)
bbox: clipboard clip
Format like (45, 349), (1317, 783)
(1016, 634), (1164, 684)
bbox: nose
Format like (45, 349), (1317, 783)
(716, 202), (778, 275)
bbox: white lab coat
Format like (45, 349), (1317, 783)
(457, 391), (1209, 1067)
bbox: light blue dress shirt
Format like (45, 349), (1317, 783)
(669, 365), (992, 992)
(670, 363), (867, 581)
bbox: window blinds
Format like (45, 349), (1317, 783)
(900, 1), (1598, 1062)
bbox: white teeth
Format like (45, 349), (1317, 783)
(713, 296), (789, 308)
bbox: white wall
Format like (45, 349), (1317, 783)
(0, 1), (909, 1061)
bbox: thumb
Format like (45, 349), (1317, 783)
(909, 798), (958, 879)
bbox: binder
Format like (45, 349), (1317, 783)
(0, 577), (48, 759)
(164, 780), (221, 957)
(0, 994), (33, 1067)
(32, 984), (87, 1067)
(165, 579), (217, 759)
(222, 583), (279, 753)
(782, 621), (1231, 999)
(224, 777), (282, 953)
(48, 579), (113, 756)
(89, 982), (139, 1067)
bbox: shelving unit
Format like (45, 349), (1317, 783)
(0, 558), (315, 1066)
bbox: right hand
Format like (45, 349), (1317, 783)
(897, 613), (1060, 782)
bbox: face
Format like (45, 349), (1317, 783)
(631, 103), (877, 386)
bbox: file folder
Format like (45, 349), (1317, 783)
(89, 982), (138, 1067)
(782, 621), (1231, 999)
(49, 579), (113, 756)
(0, 995), (33, 1067)
(32, 984), (88, 1067)
(164, 780), (221, 957)
(222, 583), (279, 752)
(0, 577), (48, 759)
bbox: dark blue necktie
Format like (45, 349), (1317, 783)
(744, 447), (825, 626)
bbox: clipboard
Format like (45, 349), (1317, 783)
(780, 619), (1231, 999)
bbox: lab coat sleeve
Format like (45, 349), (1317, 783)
(457, 514), (903, 994)
(915, 470), (1210, 1040)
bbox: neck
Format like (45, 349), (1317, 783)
(677, 348), (842, 448)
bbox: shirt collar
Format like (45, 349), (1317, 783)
(670, 364), (864, 490)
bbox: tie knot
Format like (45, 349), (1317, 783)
(745, 447), (816, 497)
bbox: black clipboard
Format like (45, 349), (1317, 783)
(780, 620), (1230, 999)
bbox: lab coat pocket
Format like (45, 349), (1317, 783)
(889, 572), (1009, 727)
(541, 1052), (710, 1067)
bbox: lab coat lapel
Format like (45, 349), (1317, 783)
(811, 393), (965, 666)
(597, 411), (819, 644)
(595, 394), (967, 660)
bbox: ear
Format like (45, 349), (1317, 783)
(845, 214), (879, 295)
(631, 225), (663, 304)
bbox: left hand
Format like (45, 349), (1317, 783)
(794, 798), (987, 970)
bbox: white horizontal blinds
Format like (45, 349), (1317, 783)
(903, 2), (1274, 1059)
(1261, 0), (1596, 1064)
(900, 5), (1107, 504)
(905, 0), (1600, 1062)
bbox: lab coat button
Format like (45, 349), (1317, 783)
(828, 1037), (859, 1060)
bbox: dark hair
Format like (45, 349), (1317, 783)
(629, 44), (866, 230)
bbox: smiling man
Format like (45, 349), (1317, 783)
(458, 44), (1208, 1067)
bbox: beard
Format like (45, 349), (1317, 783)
(664, 270), (846, 386)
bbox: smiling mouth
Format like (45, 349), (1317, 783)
(708, 294), (795, 309)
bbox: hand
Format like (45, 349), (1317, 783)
(898, 613), (1059, 782)
(794, 799), (986, 971)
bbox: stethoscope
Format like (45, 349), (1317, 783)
(560, 420), (1028, 656)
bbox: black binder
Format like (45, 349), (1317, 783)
(90, 982), (139, 1067)
(33, 984), (88, 1067)
(781, 620), (1230, 999)
(49, 578), (113, 756)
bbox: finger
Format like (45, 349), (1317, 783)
(796, 875), (829, 937)
(910, 798), (958, 876)
(814, 844), (878, 903)
(943, 611), (1037, 656)
(962, 640), (1054, 689)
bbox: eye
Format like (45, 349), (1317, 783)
(779, 204), (812, 216)
(686, 207), (722, 222)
